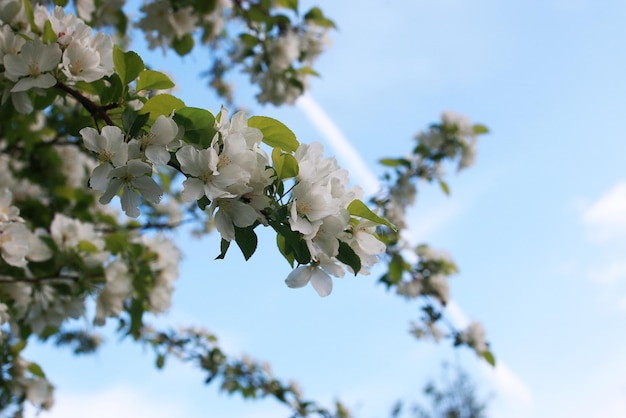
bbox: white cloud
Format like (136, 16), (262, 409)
(582, 181), (626, 243)
(29, 385), (188, 418)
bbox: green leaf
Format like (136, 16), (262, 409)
(197, 196), (211, 211)
(42, 20), (57, 43)
(100, 74), (124, 105)
(136, 70), (175, 92)
(337, 241), (361, 275)
(239, 33), (259, 48)
(347, 199), (397, 231)
(173, 107), (216, 148)
(22, 0), (36, 31)
(139, 94), (185, 122)
(173, 33), (194, 56)
(113, 45), (144, 85)
(249, 116), (299, 153)
(438, 179), (450, 196)
(156, 354), (165, 369)
(303, 7), (337, 28)
(276, 234), (295, 266)
(215, 239), (230, 260)
(122, 107), (149, 138)
(78, 240), (99, 253)
(276, 0), (298, 12)
(388, 253), (404, 283)
(379, 158), (410, 167)
(271, 148), (299, 180)
(473, 124), (489, 135)
(297, 66), (320, 77)
(234, 226), (258, 261)
(482, 350), (496, 367)
(128, 298), (144, 338)
(27, 362), (46, 378)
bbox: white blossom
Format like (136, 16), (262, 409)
(3, 39), (61, 92)
(95, 259), (133, 325)
(100, 159), (163, 218)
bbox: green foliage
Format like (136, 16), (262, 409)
(348, 199), (397, 231)
(139, 94), (185, 122)
(173, 107), (216, 148)
(271, 148), (299, 180)
(136, 70), (176, 92)
(249, 116), (299, 152)
(113, 46), (145, 85)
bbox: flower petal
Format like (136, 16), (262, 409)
(285, 266), (313, 289)
(310, 268), (333, 297)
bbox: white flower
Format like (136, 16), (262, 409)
(459, 322), (488, 354)
(285, 265), (333, 297)
(62, 38), (109, 82)
(211, 197), (258, 242)
(0, 223), (29, 267)
(0, 0), (22, 24)
(138, 115), (180, 165)
(95, 259), (133, 325)
(0, 188), (23, 222)
(176, 145), (236, 201)
(80, 125), (129, 191)
(267, 30), (300, 72)
(100, 159), (163, 218)
(289, 181), (338, 236)
(285, 254), (345, 297)
(50, 214), (107, 266)
(3, 39), (61, 92)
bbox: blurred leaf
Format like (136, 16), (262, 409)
(482, 350), (496, 367)
(27, 362), (46, 378)
(173, 33), (194, 56)
(438, 179), (450, 195)
(276, 0), (298, 12)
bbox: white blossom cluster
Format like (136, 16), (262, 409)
(177, 107), (273, 241)
(80, 114), (181, 218)
(0, 3), (114, 113)
(243, 22), (331, 105)
(285, 142), (386, 296)
(396, 245), (456, 304)
(416, 111), (478, 171)
(459, 321), (488, 354)
(136, 0), (232, 51)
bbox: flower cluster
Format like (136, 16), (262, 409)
(285, 143), (386, 296)
(0, 4), (114, 113)
(177, 108), (272, 241)
(80, 114), (181, 217)
(0, 188), (51, 268)
(136, 0), (232, 51)
(396, 245), (457, 304)
(243, 21), (331, 105)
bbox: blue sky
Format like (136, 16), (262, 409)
(25, 0), (626, 417)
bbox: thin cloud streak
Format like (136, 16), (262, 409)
(297, 93), (534, 411)
(296, 94), (380, 196)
